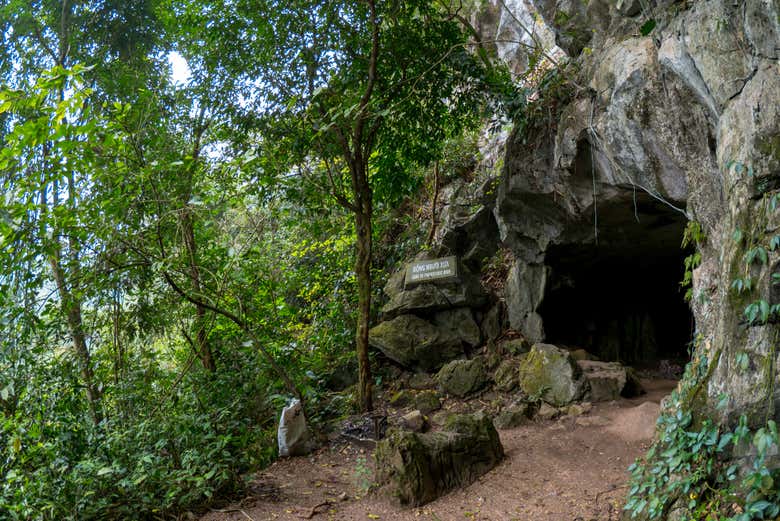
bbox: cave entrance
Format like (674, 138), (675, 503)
(539, 195), (694, 368)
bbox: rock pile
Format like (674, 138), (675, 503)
(375, 412), (504, 506)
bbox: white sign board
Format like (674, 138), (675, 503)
(404, 256), (459, 287)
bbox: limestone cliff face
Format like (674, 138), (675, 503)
(473, 0), (779, 423)
(375, 0), (778, 432)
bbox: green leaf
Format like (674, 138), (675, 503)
(717, 432), (733, 450)
(748, 499), (772, 514)
(760, 299), (771, 322)
(640, 19), (657, 36)
(736, 351), (750, 370)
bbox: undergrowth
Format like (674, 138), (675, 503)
(625, 161), (780, 520)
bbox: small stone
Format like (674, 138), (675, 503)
(566, 403), (587, 416)
(536, 403), (560, 421)
(401, 410), (427, 432)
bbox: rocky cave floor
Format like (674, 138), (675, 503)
(200, 378), (677, 521)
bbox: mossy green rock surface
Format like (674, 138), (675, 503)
(413, 390), (442, 414)
(494, 401), (531, 429)
(518, 344), (585, 406)
(375, 412), (504, 506)
(368, 314), (464, 372)
(493, 358), (521, 392)
(437, 358), (488, 397)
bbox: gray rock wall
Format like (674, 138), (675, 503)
(474, 0), (779, 427)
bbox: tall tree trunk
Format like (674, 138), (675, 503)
(49, 255), (101, 425)
(180, 208), (216, 372)
(353, 164), (374, 412)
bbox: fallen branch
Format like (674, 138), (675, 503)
(300, 500), (333, 519)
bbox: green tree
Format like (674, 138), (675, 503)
(0, 0), (165, 424)
(172, 0), (504, 411)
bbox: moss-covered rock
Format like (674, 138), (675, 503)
(501, 337), (531, 355)
(578, 360), (646, 402)
(375, 412), (504, 506)
(437, 358), (488, 397)
(493, 358), (521, 392)
(368, 314), (465, 372)
(381, 265), (487, 319)
(413, 390), (442, 415)
(518, 344), (586, 406)
(494, 400), (532, 429)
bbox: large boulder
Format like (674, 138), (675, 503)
(381, 262), (487, 319)
(375, 412), (504, 506)
(437, 358), (489, 397)
(518, 344), (586, 406)
(578, 360), (646, 402)
(368, 314), (465, 372)
(431, 308), (482, 348)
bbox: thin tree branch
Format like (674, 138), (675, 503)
(161, 271), (301, 401)
(353, 0), (379, 148)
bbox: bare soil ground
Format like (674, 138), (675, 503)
(201, 379), (676, 521)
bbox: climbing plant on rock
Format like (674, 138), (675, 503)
(625, 159), (780, 520)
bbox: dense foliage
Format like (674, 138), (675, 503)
(0, 1), (511, 518)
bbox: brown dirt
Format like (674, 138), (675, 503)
(200, 379), (676, 521)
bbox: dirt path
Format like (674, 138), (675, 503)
(201, 379), (676, 521)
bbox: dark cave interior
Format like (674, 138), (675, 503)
(539, 195), (694, 368)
